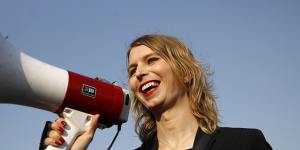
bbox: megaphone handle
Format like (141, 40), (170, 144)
(45, 107), (92, 150)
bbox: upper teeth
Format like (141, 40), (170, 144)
(141, 81), (159, 92)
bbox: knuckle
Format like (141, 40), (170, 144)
(48, 130), (60, 138)
(44, 138), (55, 146)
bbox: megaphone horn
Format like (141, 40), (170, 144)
(0, 34), (130, 150)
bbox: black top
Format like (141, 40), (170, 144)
(136, 127), (272, 150)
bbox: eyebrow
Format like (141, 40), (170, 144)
(127, 53), (157, 71)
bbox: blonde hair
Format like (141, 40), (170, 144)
(127, 34), (218, 142)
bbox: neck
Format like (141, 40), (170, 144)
(154, 95), (198, 150)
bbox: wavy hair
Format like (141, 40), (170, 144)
(127, 34), (218, 142)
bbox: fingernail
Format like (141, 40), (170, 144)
(55, 139), (62, 145)
(59, 137), (65, 144)
(58, 127), (64, 132)
(61, 120), (66, 126)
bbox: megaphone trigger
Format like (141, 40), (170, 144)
(46, 107), (92, 150)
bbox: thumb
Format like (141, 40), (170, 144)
(86, 114), (100, 135)
(69, 114), (100, 150)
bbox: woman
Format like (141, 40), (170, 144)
(42, 34), (272, 150)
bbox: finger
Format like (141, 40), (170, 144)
(46, 130), (65, 146)
(89, 114), (100, 132)
(44, 136), (65, 147)
(44, 137), (58, 147)
(50, 118), (66, 133)
(47, 130), (61, 139)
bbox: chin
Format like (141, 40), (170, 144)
(146, 101), (166, 113)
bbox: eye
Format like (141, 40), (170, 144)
(147, 57), (159, 65)
(128, 67), (136, 77)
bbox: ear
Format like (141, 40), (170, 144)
(184, 76), (190, 84)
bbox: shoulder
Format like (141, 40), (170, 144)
(135, 133), (157, 150)
(217, 127), (265, 138)
(211, 127), (272, 150)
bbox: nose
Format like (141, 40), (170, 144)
(135, 65), (147, 81)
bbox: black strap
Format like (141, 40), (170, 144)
(192, 128), (216, 150)
(39, 121), (52, 150)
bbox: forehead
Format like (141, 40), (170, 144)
(128, 45), (155, 64)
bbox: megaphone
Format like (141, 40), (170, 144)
(0, 34), (130, 150)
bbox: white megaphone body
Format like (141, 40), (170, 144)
(0, 34), (130, 150)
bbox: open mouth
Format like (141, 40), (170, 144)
(140, 80), (160, 95)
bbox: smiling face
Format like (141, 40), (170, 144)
(128, 34), (218, 140)
(128, 45), (187, 112)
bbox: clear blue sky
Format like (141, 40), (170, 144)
(0, 0), (299, 149)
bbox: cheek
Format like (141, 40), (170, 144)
(129, 78), (138, 92)
(162, 68), (183, 90)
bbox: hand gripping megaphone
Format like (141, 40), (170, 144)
(0, 34), (131, 150)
